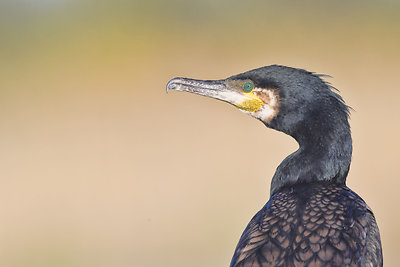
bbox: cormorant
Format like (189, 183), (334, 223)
(166, 65), (382, 266)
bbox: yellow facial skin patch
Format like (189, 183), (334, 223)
(234, 92), (263, 112)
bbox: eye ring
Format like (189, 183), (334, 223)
(243, 82), (254, 92)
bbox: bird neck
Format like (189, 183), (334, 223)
(270, 112), (352, 196)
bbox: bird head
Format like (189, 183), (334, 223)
(167, 65), (349, 142)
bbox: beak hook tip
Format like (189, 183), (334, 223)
(166, 79), (178, 94)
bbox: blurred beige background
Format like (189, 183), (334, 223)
(0, 0), (399, 266)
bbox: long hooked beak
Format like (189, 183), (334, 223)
(166, 77), (227, 97)
(166, 77), (260, 110)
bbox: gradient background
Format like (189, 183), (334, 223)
(1, 0), (399, 266)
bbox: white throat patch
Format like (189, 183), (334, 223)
(252, 88), (280, 123)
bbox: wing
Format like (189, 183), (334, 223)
(360, 206), (383, 266)
(230, 184), (383, 267)
(230, 190), (298, 267)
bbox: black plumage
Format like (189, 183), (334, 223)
(167, 65), (382, 266)
(230, 183), (382, 266)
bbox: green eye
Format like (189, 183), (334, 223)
(243, 82), (254, 92)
